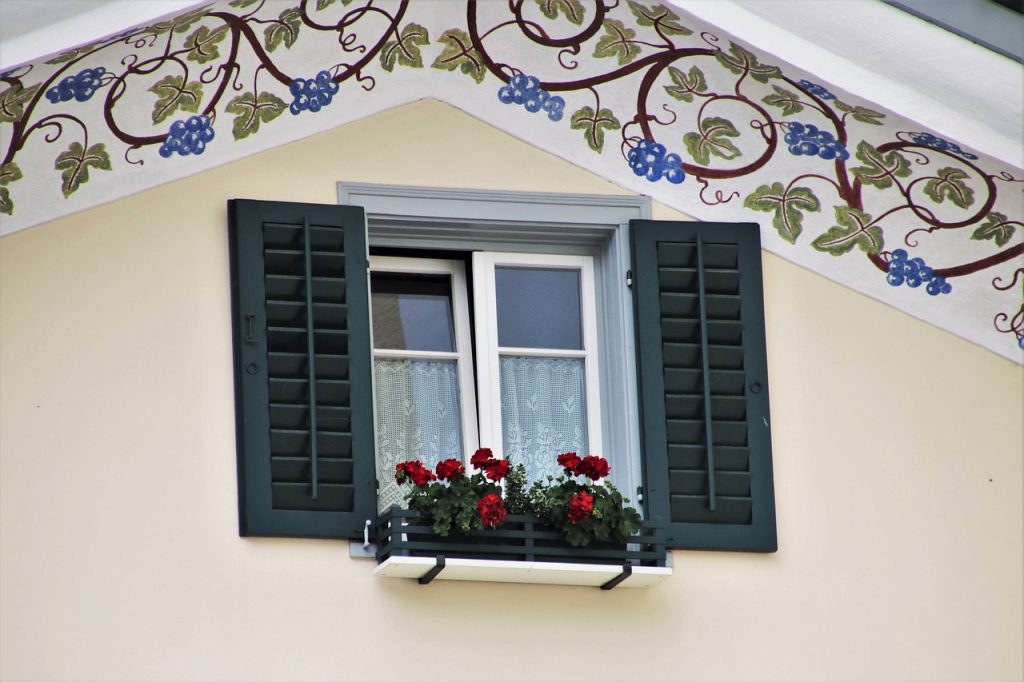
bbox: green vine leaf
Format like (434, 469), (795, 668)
(0, 82), (40, 123)
(535, 0), (586, 25)
(0, 162), (22, 216)
(663, 65), (706, 103)
(922, 167), (975, 209)
(683, 116), (741, 165)
(148, 75), (204, 124)
(628, 1), (692, 36)
(45, 45), (94, 65)
(264, 7), (301, 52)
(432, 28), (487, 84)
(229, 0), (261, 7)
(971, 212), (1018, 248)
(225, 91), (286, 140)
(851, 141), (911, 190)
(184, 24), (228, 64)
(811, 206), (884, 255)
(715, 42), (781, 84)
(762, 85), (804, 117)
(381, 23), (430, 72)
(569, 106), (621, 152)
(314, 0), (355, 10)
(593, 19), (641, 65)
(834, 100), (885, 125)
(54, 142), (111, 198)
(744, 183), (820, 244)
(149, 6), (211, 35)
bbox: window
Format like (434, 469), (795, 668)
(229, 189), (777, 552)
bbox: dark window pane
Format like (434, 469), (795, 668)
(496, 267), (582, 349)
(371, 273), (455, 352)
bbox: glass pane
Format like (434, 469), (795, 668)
(496, 267), (582, 349)
(371, 273), (455, 351)
(374, 359), (463, 512)
(500, 356), (587, 482)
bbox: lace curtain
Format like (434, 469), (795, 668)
(500, 356), (588, 482)
(374, 358), (463, 511)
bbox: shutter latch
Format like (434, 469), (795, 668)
(362, 519), (372, 549)
(626, 270), (633, 288)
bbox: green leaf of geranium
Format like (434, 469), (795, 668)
(715, 42), (781, 84)
(569, 106), (621, 152)
(184, 24), (228, 64)
(664, 65), (706, 103)
(0, 82), (40, 123)
(380, 23), (429, 72)
(54, 142), (111, 198)
(834, 99), (885, 125)
(762, 85), (804, 116)
(851, 141), (911, 190)
(594, 19), (640, 65)
(744, 183), (820, 244)
(922, 167), (974, 209)
(971, 212), (1018, 248)
(811, 206), (883, 256)
(225, 90), (286, 140)
(148, 75), (203, 124)
(535, 0), (586, 25)
(628, 1), (692, 35)
(264, 7), (301, 52)
(683, 116), (741, 165)
(432, 28), (486, 83)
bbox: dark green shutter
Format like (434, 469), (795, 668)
(631, 220), (777, 552)
(229, 199), (375, 539)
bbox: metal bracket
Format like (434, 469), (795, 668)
(418, 555), (446, 585)
(600, 563), (632, 590)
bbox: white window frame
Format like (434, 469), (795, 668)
(472, 252), (602, 464)
(368, 256), (479, 470)
(340, 183), (651, 526)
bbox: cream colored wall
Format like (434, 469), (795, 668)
(1, 100), (1021, 682)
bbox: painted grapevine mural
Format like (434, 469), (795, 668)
(0, 0), (1021, 359)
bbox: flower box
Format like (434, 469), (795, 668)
(372, 506), (672, 589)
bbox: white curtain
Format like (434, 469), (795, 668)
(374, 358), (462, 511)
(500, 356), (588, 482)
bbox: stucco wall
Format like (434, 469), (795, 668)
(1, 100), (1021, 682)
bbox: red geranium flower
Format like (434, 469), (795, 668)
(477, 493), (508, 528)
(435, 458), (465, 481)
(566, 490), (594, 524)
(470, 448), (494, 469)
(395, 460), (436, 487)
(576, 455), (610, 481)
(483, 459), (510, 482)
(557, 452), (581, 473)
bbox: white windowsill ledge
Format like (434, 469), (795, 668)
(373, 556), (672, 588)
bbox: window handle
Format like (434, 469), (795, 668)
(245, 314), (257, 343)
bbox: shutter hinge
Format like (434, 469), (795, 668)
(626, 269), (633, 288)
(636, 485), (643, 504)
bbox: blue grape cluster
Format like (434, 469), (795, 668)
(886, 249), (951, 296)
(45, 67), (106, 103)
(784, 122), (850, 161)
(627, 139), (685, 184)
(158, 115), (215, 157)
(289, 71), (339, 115)
(909, 132), (978, 160)
(497, 74), (565, 122)
(797, 79), (835, 100)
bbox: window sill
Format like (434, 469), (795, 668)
(372, 507), (670, 589)
(374, 555), (672, 588)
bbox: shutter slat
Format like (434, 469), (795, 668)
(632, 219), (776, 552)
